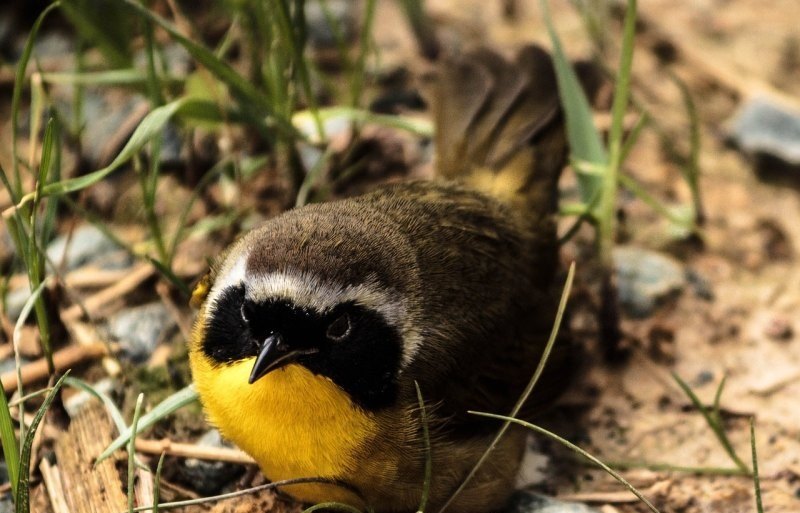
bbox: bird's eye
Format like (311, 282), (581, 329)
(327, 313), (351, 341)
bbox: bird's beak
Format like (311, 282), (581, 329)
(248, 333), (316, 384)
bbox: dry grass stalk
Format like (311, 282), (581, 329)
(40, 459), (71, 513)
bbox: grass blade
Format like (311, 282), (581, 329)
(129, 477), (360, 512)
(128, 394), (145, 512)
(540, 0), (606, 201)
(9, 1), (62, 201)
(13, 279), (51, 447)
(468, 413), (661, 513)
(114, 0), (297, 138)
(8, 97), (224, 210)
(152, 452), (166, 513)
(41, 69), (182, 87)
(437, 262), (575, 513)
(97, 385), (198, 464)
(599, 0), (637, 262)
(414, 381), (432, 513)
(60, 0), (132, 69)
(0, 382), (20, 496)
(750, 418), (763, 513)
(63, 376), (127, 432)
(672, 373), (749, 473)
(15, 372), (70, 513)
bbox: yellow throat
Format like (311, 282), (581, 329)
(189, 310), (379, 505)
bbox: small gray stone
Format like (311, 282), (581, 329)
(134, 43), (191, 77)
(505, 491), (600, 513)
(107, 303), (175, 364)
(614, 246), (686, 318)
(0, 493), (11, 513)
(180, 429), (244, 494)
(64, 378), (116, 417)
(5, 284), (32, 322)
(156, 122), (184, 167)
(80, 92), (147, 167)
(32, 31), (73, 60)
(46, 224), (121, 272)
(729, 96), (800, 165)
(305, 0), (356, 49)
(0, 357), (29, 376)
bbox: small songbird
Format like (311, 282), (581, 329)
(189, 45), (572, 513)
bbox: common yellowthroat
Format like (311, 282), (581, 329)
(189, 45), (571, 512)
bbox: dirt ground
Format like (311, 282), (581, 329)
(3, 1), (800, 512)
(434, 1), (800, 512)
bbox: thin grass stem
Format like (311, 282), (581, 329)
(437, 262), (575, 513)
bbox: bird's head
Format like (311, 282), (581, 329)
(189, 209), (422, 412)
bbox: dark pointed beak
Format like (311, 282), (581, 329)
(248, 333), (317, 384)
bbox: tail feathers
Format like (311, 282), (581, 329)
(433, 45), (566, 216)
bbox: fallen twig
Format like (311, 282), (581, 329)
(1, 342), (108, 392)
(60, 263), (156, 322)
(134, 438), (257, 465)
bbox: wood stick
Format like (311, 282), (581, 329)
(40, 460), (71, 513)
(134, 438), (257, 465)
(54, 401), (128, 513)
(60, 263), (155, 322)
(1, 342), (108, 393)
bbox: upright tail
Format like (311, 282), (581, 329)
(433, 45), (566, 223)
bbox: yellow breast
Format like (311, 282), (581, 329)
(190, 331), (379, 505)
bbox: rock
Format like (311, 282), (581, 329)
(134, 42), (191, 77)
(729, 96), (800, 167)
(5, 284), (32, 322)
(179, 429), (245, 494)
(107, 303), (175, 364)
(64, 378), (116, 417)
(515, 437), (550, 488)
(80, 91), (147, 167)
(46, 224), (122, 272)
(0, 357), (29, 375)
(505, 491), (600, 513)
(155, 122), (184, 168)
(614, 246), (686, 318)
(305, 0), (356, 49)
(0, 493), (11, 513)
(693, 370), (715, 387)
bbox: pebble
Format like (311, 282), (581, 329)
(505, 491), (600, 513)
(614, 246), (686, 318)
(305, 0), (356, 49)
(80, 92), (147, 167)
(64, 378), (116, 418)
(179, 429), (245, 494)
(46, 224), (122, 272)
(107, 303), (176, 364)
(155, 122), (184, 168)
(4, 284), (32, 322)
(729, 96), (800, 166)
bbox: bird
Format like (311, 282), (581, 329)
(188, 44), (572, 513)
